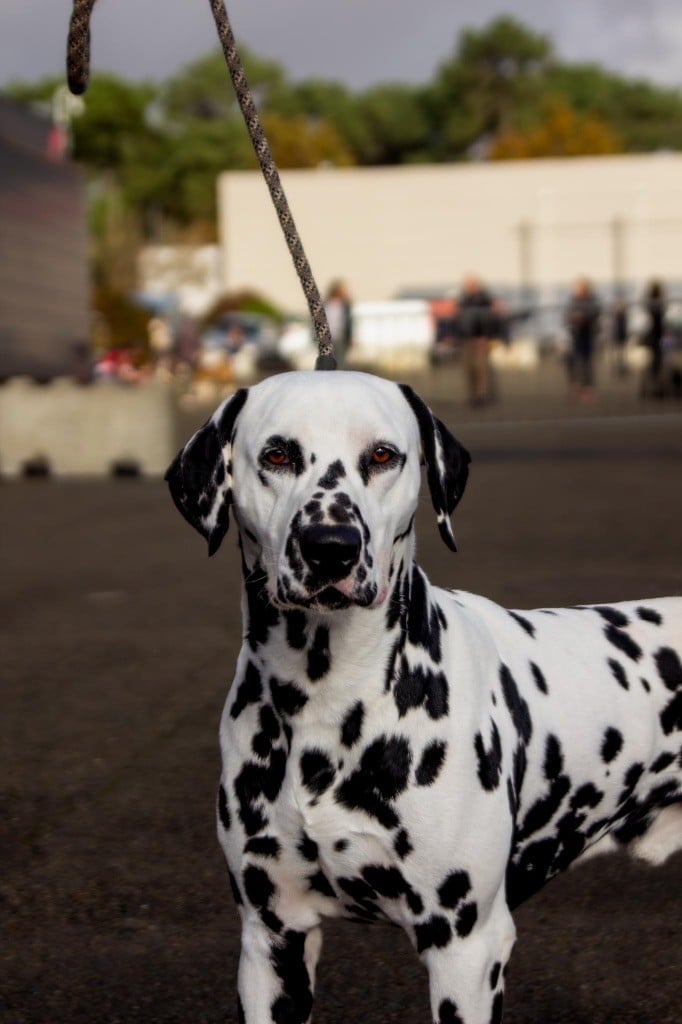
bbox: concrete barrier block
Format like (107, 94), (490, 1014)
(0, 380), (177, 477)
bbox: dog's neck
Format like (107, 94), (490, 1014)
(237, 532), (430, 712)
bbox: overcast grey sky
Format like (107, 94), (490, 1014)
(3, 0), (682, 91)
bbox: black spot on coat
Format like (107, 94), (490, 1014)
(307, 626), (331, 681)
(637, 606), (662, 625)
(341, 702), (365, 748)
(298, 832), (319, 862)
(651, 751), (676, 773)
(438, 999), (464, 1024)
(407, 566), (443, 661)
(394, 658), (449, 720)
(243, 864), (281, 932)
(500, 664), (532, 744)
(245, 836), (281, 858)
(455, 901), (478, 937)
(604, 624), (642, 662)
(317, 459), (346, 489)
(518, 737), (570, 842)
(601, 727), (623, 763)
(415, 740), (447, 786)
(608, 659), (629, 690)
(300, 750), (336, 796)
(285, 610), (307, 649)
(234, 749), (287, 835)
(595, 606), (629, 627)
(543, 734), (564, 780)
(394, 829), (413, 859)
(571, 783), (603, 810)
(437, 870), (471, 909)
(655, 647), (682, 691)
(252, 704), (281, 759)
(530, 661), (548, 694)
(508, 610), (535, 637)
(474, 720), (503, 791)
(270, 929), (314, 1024)
(362, 865), (407, 899)
(415, 914), (452, 953)
(218, 783), (231, 830)
(335, 734), (412, 829)
(270, 677), (308, 717)
(231, 661), (263, 719)
(660, 691), (682, 735)
(245, 561), (281, 651)
(308, 871), (336, 899)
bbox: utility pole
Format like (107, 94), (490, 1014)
(611, 216), (626, 292)
(517, 220), (533, 305)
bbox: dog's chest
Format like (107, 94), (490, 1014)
(252, 733), (421, 927)
(290, 794), (418, 926)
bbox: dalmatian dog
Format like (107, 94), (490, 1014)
(166, 371), (682, 1024)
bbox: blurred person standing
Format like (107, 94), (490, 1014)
(324, 280), (352, 367)
(565, 278), (601, 402)
(457, 275), (498, 407)
(147, 315), (174, 378)
(176, 315), (200, 373)
(611, 292), (629, 377)
(643, 280), (667, 396)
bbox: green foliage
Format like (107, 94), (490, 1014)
(5, 15), (682, 240)
(426, 16), (553, 156)
(354, 85), (432, 164)
(164, 48), (289, 123)
(492, 98), (623, 159)
(281, 79), (374, 157)
(547, 63), (682, 152)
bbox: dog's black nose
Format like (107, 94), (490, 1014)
(299, 524), (362, 582)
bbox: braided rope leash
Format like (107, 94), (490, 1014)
(66, 0), (337, 371)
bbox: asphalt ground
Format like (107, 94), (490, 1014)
(2, 382), (682, 1024)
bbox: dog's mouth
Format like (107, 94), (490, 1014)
(315, 586), (352, 610)
(273, 578), (386, 612)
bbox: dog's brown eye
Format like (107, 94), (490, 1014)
(265, 449), (289, 466)
(371, 447), (394, 465)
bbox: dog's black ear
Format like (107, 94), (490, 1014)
(165, 388), (248, 556)
(399, 384), (471, 551)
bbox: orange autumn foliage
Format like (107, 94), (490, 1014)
(491, 98), (623, 159)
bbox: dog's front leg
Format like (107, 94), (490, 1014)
(422, 897), (515, 1024)
(237, 914), (322, 1024)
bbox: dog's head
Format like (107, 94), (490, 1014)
(166, 372), (470, 611)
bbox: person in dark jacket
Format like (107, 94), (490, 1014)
(457, 275), (500, 406)
(643, 280), (667, 395)
(565, 278), (601, 401)
(611, 292), (629, 377)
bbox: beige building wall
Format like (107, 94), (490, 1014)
(218, 155), (682, 314)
